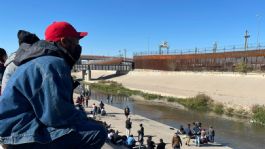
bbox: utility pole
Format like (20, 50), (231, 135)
(119, 50), (122, 57)
(213, 42), (217, 53)
(124, 49), (127, 62)
(244, 30), (250, 63)
(244, 30), (250, 51)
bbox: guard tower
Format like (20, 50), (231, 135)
(159, 41), (169, 54)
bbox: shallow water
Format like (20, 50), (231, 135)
(90, 91), (265, 149)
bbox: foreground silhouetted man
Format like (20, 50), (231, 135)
(0, 22), (107, 149)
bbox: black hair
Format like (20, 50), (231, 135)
(17, 30), (39, 45)
(0, 48), (7, 63)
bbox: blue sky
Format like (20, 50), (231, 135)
(0, 0), (264, 57)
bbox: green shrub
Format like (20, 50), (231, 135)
(90, 81), (133, 96)
(167, 97), (177, 102)
(235, 62), (248, 73)
(225, 107), (234, 116)
(251, 105), (265, 125)
(213, 103), (224, 114)
(141, 93), (162, 100)
(177, 94), (213, 111)
(234, 109), (249, 118)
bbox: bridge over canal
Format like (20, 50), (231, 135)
(73, 56), (134, 80)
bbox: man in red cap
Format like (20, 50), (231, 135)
(0, 22), (107, 149)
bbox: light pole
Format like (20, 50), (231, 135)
(256, 14), (261, 48)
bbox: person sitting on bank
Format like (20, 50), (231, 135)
(200, 128), (208, 144)
(156, 138), (166, 149)
(0, 21), (107, 149)
(147, 136), (156, 149)
(176, 125), (186, 135)
(126, 135), (136, 149)
(101, 107), (107, 116)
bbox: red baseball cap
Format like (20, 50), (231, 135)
(45, 21), (88, 42)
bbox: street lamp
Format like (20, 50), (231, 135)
(118, 50), (122, 57)
(256, 14), (261, 48)
(123, 49), (127, 62)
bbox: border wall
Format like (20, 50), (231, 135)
(133, 49), (265, 71)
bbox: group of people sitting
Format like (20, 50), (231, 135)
(90, 101), (107, 116)
(106, 123), (165, 149)
(176, 121), (215, 147)
(89, 99), (216, 148)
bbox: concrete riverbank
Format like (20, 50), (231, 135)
(87, 99), (232, 149)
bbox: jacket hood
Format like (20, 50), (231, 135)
(13, 40), (74, 67)
(4, 52), (16, 67)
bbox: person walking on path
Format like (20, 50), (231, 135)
(124, 106), (130, 118)
(172, 133), (182, 149)
(85, 95), (89, 108)
(0, 21), (107, 149)
(99, 100), (105, 110)
(125, 118), (132, 137)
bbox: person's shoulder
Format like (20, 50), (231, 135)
(35, 56), (64, 64)
(34, 56), (70, 70)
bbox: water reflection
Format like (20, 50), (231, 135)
(90, 90), (265, 149)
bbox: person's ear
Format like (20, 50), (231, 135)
(60, 37), (71, 48)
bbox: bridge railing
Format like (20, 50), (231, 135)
(73, 64), (133, 71)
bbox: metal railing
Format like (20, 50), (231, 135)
(73, 64), (133, 71)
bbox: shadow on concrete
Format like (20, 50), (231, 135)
(197, 142), (229, 147)
(107, 112), (124, 115)
(90, 71), (129, 80)
(102, 142), (128, 149)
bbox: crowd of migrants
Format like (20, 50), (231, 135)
(76, 92), (216, 149)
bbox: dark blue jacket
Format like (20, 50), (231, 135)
(0, 41), (86, 144)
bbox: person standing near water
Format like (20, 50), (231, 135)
(138, 123), (144, 148)
(125, 118), (132, 137)
(124, 106), (130, 118)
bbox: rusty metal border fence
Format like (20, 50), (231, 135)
(133, 43), (265, 71)
(134, 43), (265, 56)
